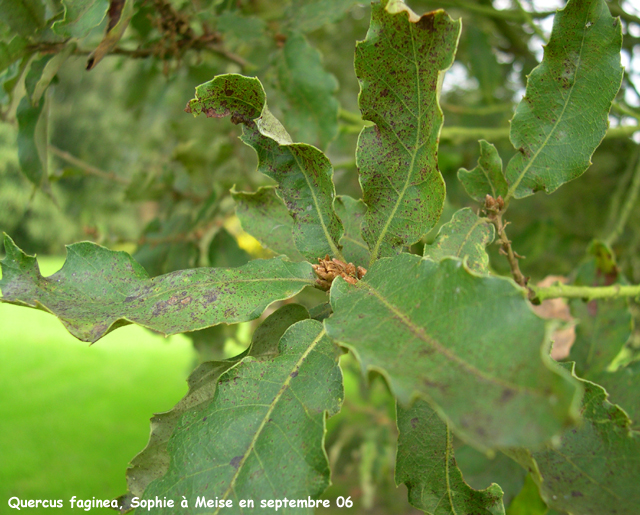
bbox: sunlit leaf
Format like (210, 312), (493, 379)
(138, 319), (342, 512)
(423, 208), (494, 274)
(508, 363), (640, 515)
(396, 399), (505, 514)
(275, 31), (338, 149)
(0, 234), (316, 342)
(504, 0), (623, 198)
(355, 1), (460, 261)
(188, 74), (343, 260)
(325, 254), (581, 450)
(458, 140), (508, 202)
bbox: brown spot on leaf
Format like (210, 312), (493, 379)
(416, 13), (436, 32)
(230, 455), (243, 468)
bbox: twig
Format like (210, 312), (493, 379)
(605, 149), (640, 246)
(48, 145), (131, 185)
(531, 282), (640, 302)
(441, 102), (514, 115)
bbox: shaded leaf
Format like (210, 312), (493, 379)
(0, 0), (46, 37)
(569, 242), (632, 377)
(139, 319), (342, 512)
(25, 44), (75, 105)
(455, 446), (526, 508)
(117, 304), (309, 510)
(504, 0), (623, 198)
(505, 474), (548, 515)
(458, 140), (508, 203)
(508, 363), (640, 515)
(188, 74), (343, 260)
(231, 185), (303, 261)
(355, 1), (460, 261)
(423, 208), (494, 274)
(16, 94), (51, 192)
(207, 228), (250, 269)
(325, 254), (581, 450)
(286, 0), (360, 34)
(335, 195), (369, 266)
(0, 36), (28, 74)
(0, 234), (316, 343)
(589, 360), (640, 431)
(53, 0), (110, 38)
(275, 31), (338, 149)
(86, 0), (134, 70)
(396, 399), (505, 515)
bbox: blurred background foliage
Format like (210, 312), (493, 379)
(1, 0), (640, 513)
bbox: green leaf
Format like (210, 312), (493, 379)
(25, 44), (75, 105)
(396, 399), (505, 515)
(117, 304), (310, 510)
(0, 234), (316, 343)
(324, 254), (581, 450)
(0, 36), (28, 74)
(231, 185), (303, 261)
(275, 32), (338, 149)
(207, 228), (251, 268)
(504, 0), (623, 199)
(16, 94), (50, 191)
(335, 195), (369, 266)
(508, 363), (640, 515)
(286, 0), (360, 33)
(589, 360), (640, 431)
(355, 1), (460, 261)
(0, 0), (46, 37)
(139, 319), (342, 511)
(455, 446), (527, 508)
(86, 0), (134, 70)
(568, 242), (632, 377)
(458, 140), (508, 203)
(53, 0), (110, 38)
(423, 208), (495, 274)
(505, 474), (548, 515)
(188, 74), (344, 261)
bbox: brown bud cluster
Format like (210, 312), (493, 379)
(312, 255), (367, 291)
(484, 194), (505, 216)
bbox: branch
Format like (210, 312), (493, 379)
(531, 282), (640, 302)
(49, 145), (131, 185)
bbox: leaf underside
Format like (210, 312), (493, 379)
(505, 0), (623, 198)
(0, 234), (315, 343)
(325, 254), (581, 450)
(396, 399), (505, 515)
(355, 1), (460, 261)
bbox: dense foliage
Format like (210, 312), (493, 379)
(2, 0), (640, 513)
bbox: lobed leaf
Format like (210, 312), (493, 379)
(355, 1), (460, 261)
(508, 363), (640, 515)
(423, 208), (494, 274)
(335, 195), (370, 266)
(53, 0), (110, 38)
(458, 140), (508, 203)
(189, 74), (344, 261)
(0, 234), (316, 343)
(504, 0), (623, 199)
(231, 186), (304, 261)
(396, 399), (505, 515)
(568, 242), (632, 377)
(275, 32), (339, 149)
(325, 254), (581, 450)
(589, 360), (640, 431)
(139, 319), (343, 513)
(117, 304), (310, 510)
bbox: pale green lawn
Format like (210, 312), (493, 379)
(0, 257), (195, 514)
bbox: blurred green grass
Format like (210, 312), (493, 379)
(0, 257), (195, 514)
